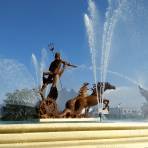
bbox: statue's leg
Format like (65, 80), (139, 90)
(47, 69), (65, 104)
(52, 74), (59, 87)
(59, 64), (66, 78)
(48, 82), (58, 100)
(47, 74), (58, 100)
(40, 83), (47, 92)
(39, 73), (53, 100)
(40, 72), (53, 89)
(39, 83), (48, 100)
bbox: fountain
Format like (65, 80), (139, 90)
(31, 53), (40, 86)
(32, 49), (49, 95)
(84, 0), (100, 113)
(84, 0), (127, 114)
(100, 0), (127, 84)
(40, 48), (48, 85)
(30, 0), (144, 119)
(1, 1), (148, 147)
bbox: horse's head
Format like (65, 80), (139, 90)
(78, 82), (89, 97)
(83, 82), (89, 87)
(97, 82), (116, 92)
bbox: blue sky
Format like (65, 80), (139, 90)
(0, 0), (89, 65)
(1, 0), (148, 107)
(0, 0), (107, 88)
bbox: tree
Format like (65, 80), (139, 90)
(2, 88), (40, 121)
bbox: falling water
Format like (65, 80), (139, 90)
(84, 15), (97, 86)
(100, 0), (127, 109)
(40, 48), (50, 97)
(31, 53), (39, 86)
(84, 0), (100, 112)
(40, 48), (48, 85)
(89, 66), (142, 86)
(100, 0), (127, 83)
(84, 0), (128, 113)
(95, 66), (141, 86)
(32, 49), (50, 97)
(107, 70), (140, 86)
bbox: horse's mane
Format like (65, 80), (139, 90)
(77, 83), (89, 98)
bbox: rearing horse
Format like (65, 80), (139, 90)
(58, 82), (89, 117)
(74, 82), (116, 115)
(59, 82), (115, 117)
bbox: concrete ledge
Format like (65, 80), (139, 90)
(0, 119), (148, 147)
(1, 129), (148, 143)
(1, 137), (148, 148)
(1, 121), (148, 133)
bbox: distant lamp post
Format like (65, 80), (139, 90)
(117, 103), (122, 119)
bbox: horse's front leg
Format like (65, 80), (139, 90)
(85, 107), (90, 116)
(103, 99), (109, 111)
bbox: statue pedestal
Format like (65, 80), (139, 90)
(0, 119), (148, 147)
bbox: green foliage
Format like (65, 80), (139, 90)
(4, 88), (39, 107)
(2, 88), (40, 120)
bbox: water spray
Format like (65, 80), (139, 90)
(32, 53), (39, 87)
(100, 0), (127, 113)
(84, 0), (100, 115)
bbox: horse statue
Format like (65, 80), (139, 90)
(39, 83), (87, 118)
(74, 82), (115, 115)
(59, 82), (115, 117)
(58, 82), (89, 118)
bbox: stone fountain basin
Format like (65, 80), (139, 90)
(0, 118), (148, 148)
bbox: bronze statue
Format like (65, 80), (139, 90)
(58, 82), (116, 118)
(38, 46), (115, 118)
(39, 82), (115, 118)
(39, 52), (66, 100)
(39, 52), (77, 100)
(39, 51), (77, 118)
(74, 82), (115, 115)
(58, 82), (90, 118)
